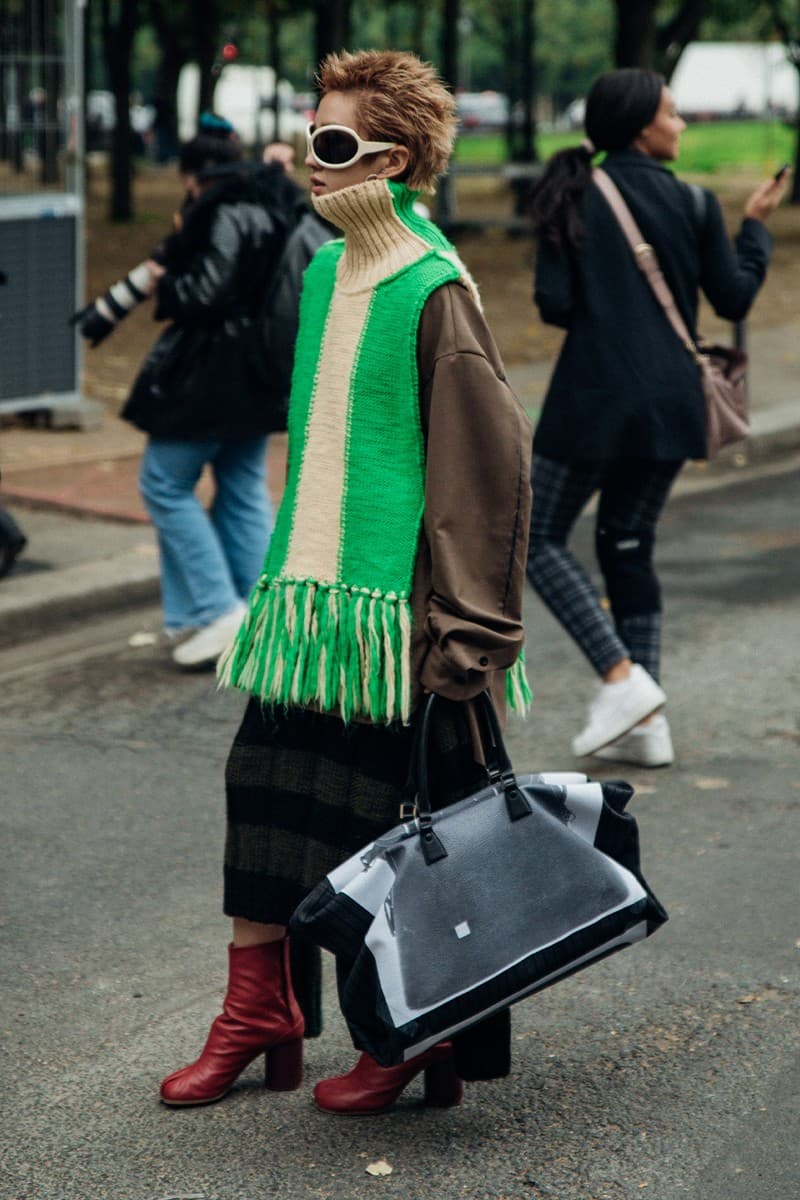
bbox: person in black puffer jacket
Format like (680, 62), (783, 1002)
(116, 116), (309, 666)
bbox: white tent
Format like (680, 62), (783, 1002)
(177, 64), (305, 145)
(671, 42), (798, 118)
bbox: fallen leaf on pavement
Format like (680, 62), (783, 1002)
(694, 777), (729, 790)
(366, 1159), (393, 1177)
(128, 631), (158, 647)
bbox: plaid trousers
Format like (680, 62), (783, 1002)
(526, 455), (682, 681)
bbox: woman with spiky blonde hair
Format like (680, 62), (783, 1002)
(159, 49), (532, 1116)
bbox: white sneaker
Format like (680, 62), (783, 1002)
(172, 603), (246, 668)
(571, 664), (666, 758)
(593, 713), (674, 768)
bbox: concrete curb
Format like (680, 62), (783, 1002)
(0, 488), (149, 524)
(0, 550), (160, 649)
(738, 403), (800, 461)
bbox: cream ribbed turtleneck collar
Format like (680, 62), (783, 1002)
(311, 178), (434, 291)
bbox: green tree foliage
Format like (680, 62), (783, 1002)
(703, 0), (774, 38)
(536, 0), (613, 110)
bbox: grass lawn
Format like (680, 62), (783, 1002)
(454, 120), (796, 175)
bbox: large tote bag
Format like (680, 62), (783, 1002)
(290, 693), (668, 1067)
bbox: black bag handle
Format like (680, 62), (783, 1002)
(399, 690), (504, 816)
(414, 692), (531, 865)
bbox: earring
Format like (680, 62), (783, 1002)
(366, 172), (380, 181)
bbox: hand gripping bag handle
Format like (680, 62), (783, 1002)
(414, 692), (532, 865)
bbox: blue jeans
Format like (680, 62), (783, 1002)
(140, 436), (273, 631)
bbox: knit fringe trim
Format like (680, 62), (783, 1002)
(217, 577), (413, 725)
(505, 654), (533, 716)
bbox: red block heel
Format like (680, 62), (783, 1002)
(313, 1042), (463, 1115)
(159, 939), (304, 1107)
(265, 1037), (304, 1091)
(423, 1055), (464, 1108)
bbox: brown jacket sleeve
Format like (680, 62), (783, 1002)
(413, 280), (532, 702)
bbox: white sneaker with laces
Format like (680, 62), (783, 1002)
(593, 713), (674, 768)
(172, 603), (246, 668)
(571, 663), (666, 758)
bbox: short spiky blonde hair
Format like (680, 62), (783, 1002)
(316, 50), (457, 193)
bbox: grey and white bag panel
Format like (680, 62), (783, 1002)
(290, 772), (668, 1067)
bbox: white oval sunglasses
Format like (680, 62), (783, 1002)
(306, 122), (395, 169)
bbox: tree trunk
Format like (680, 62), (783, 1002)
(315, 0), (351, 69)
(154, 46), (186, 161)
(192, 0), (221, 119)
(268, 3), (282, 146)
(100, 0), (138, 222)
(614, 0), (658, 69)
(411, 0), (427, 57)
(439, 0), (460, 91)
(436, 0), (460, 229)
(386, 0), (400, 48)
(41, 57), (60, 184)
(656, 0), (707, 80)
(82, 0), (91, 180)
(37, 0), (60, 183)
(517, 0), (537, 163)
(149, 0), (188, 161)
(13, 61), (29, 172)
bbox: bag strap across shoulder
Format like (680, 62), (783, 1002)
(593, 166), (700, 362)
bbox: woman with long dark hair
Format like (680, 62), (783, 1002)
(527, 68), (786, 767)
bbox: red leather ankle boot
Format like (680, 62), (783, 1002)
(313, 1043), (463, 1115)
(160, 939), (304, 1107)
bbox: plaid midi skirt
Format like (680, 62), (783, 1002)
(224, 697), (487, 926)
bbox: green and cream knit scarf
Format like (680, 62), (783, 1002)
(219, 178), (530, 723)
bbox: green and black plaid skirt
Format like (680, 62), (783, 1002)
(224, 696), (487, 927)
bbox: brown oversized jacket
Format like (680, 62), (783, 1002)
(412, 279), (533, 716)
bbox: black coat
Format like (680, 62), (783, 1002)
(122, 163), (306, 440)
(533, 149), (772, 462)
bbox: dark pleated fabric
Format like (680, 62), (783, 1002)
(224, 698), (487, 926)
(223, 698), (511, 1077)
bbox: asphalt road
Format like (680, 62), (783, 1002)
(1, 464), (799, 1200)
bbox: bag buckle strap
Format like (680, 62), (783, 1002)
(399, 800), (417, 821)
